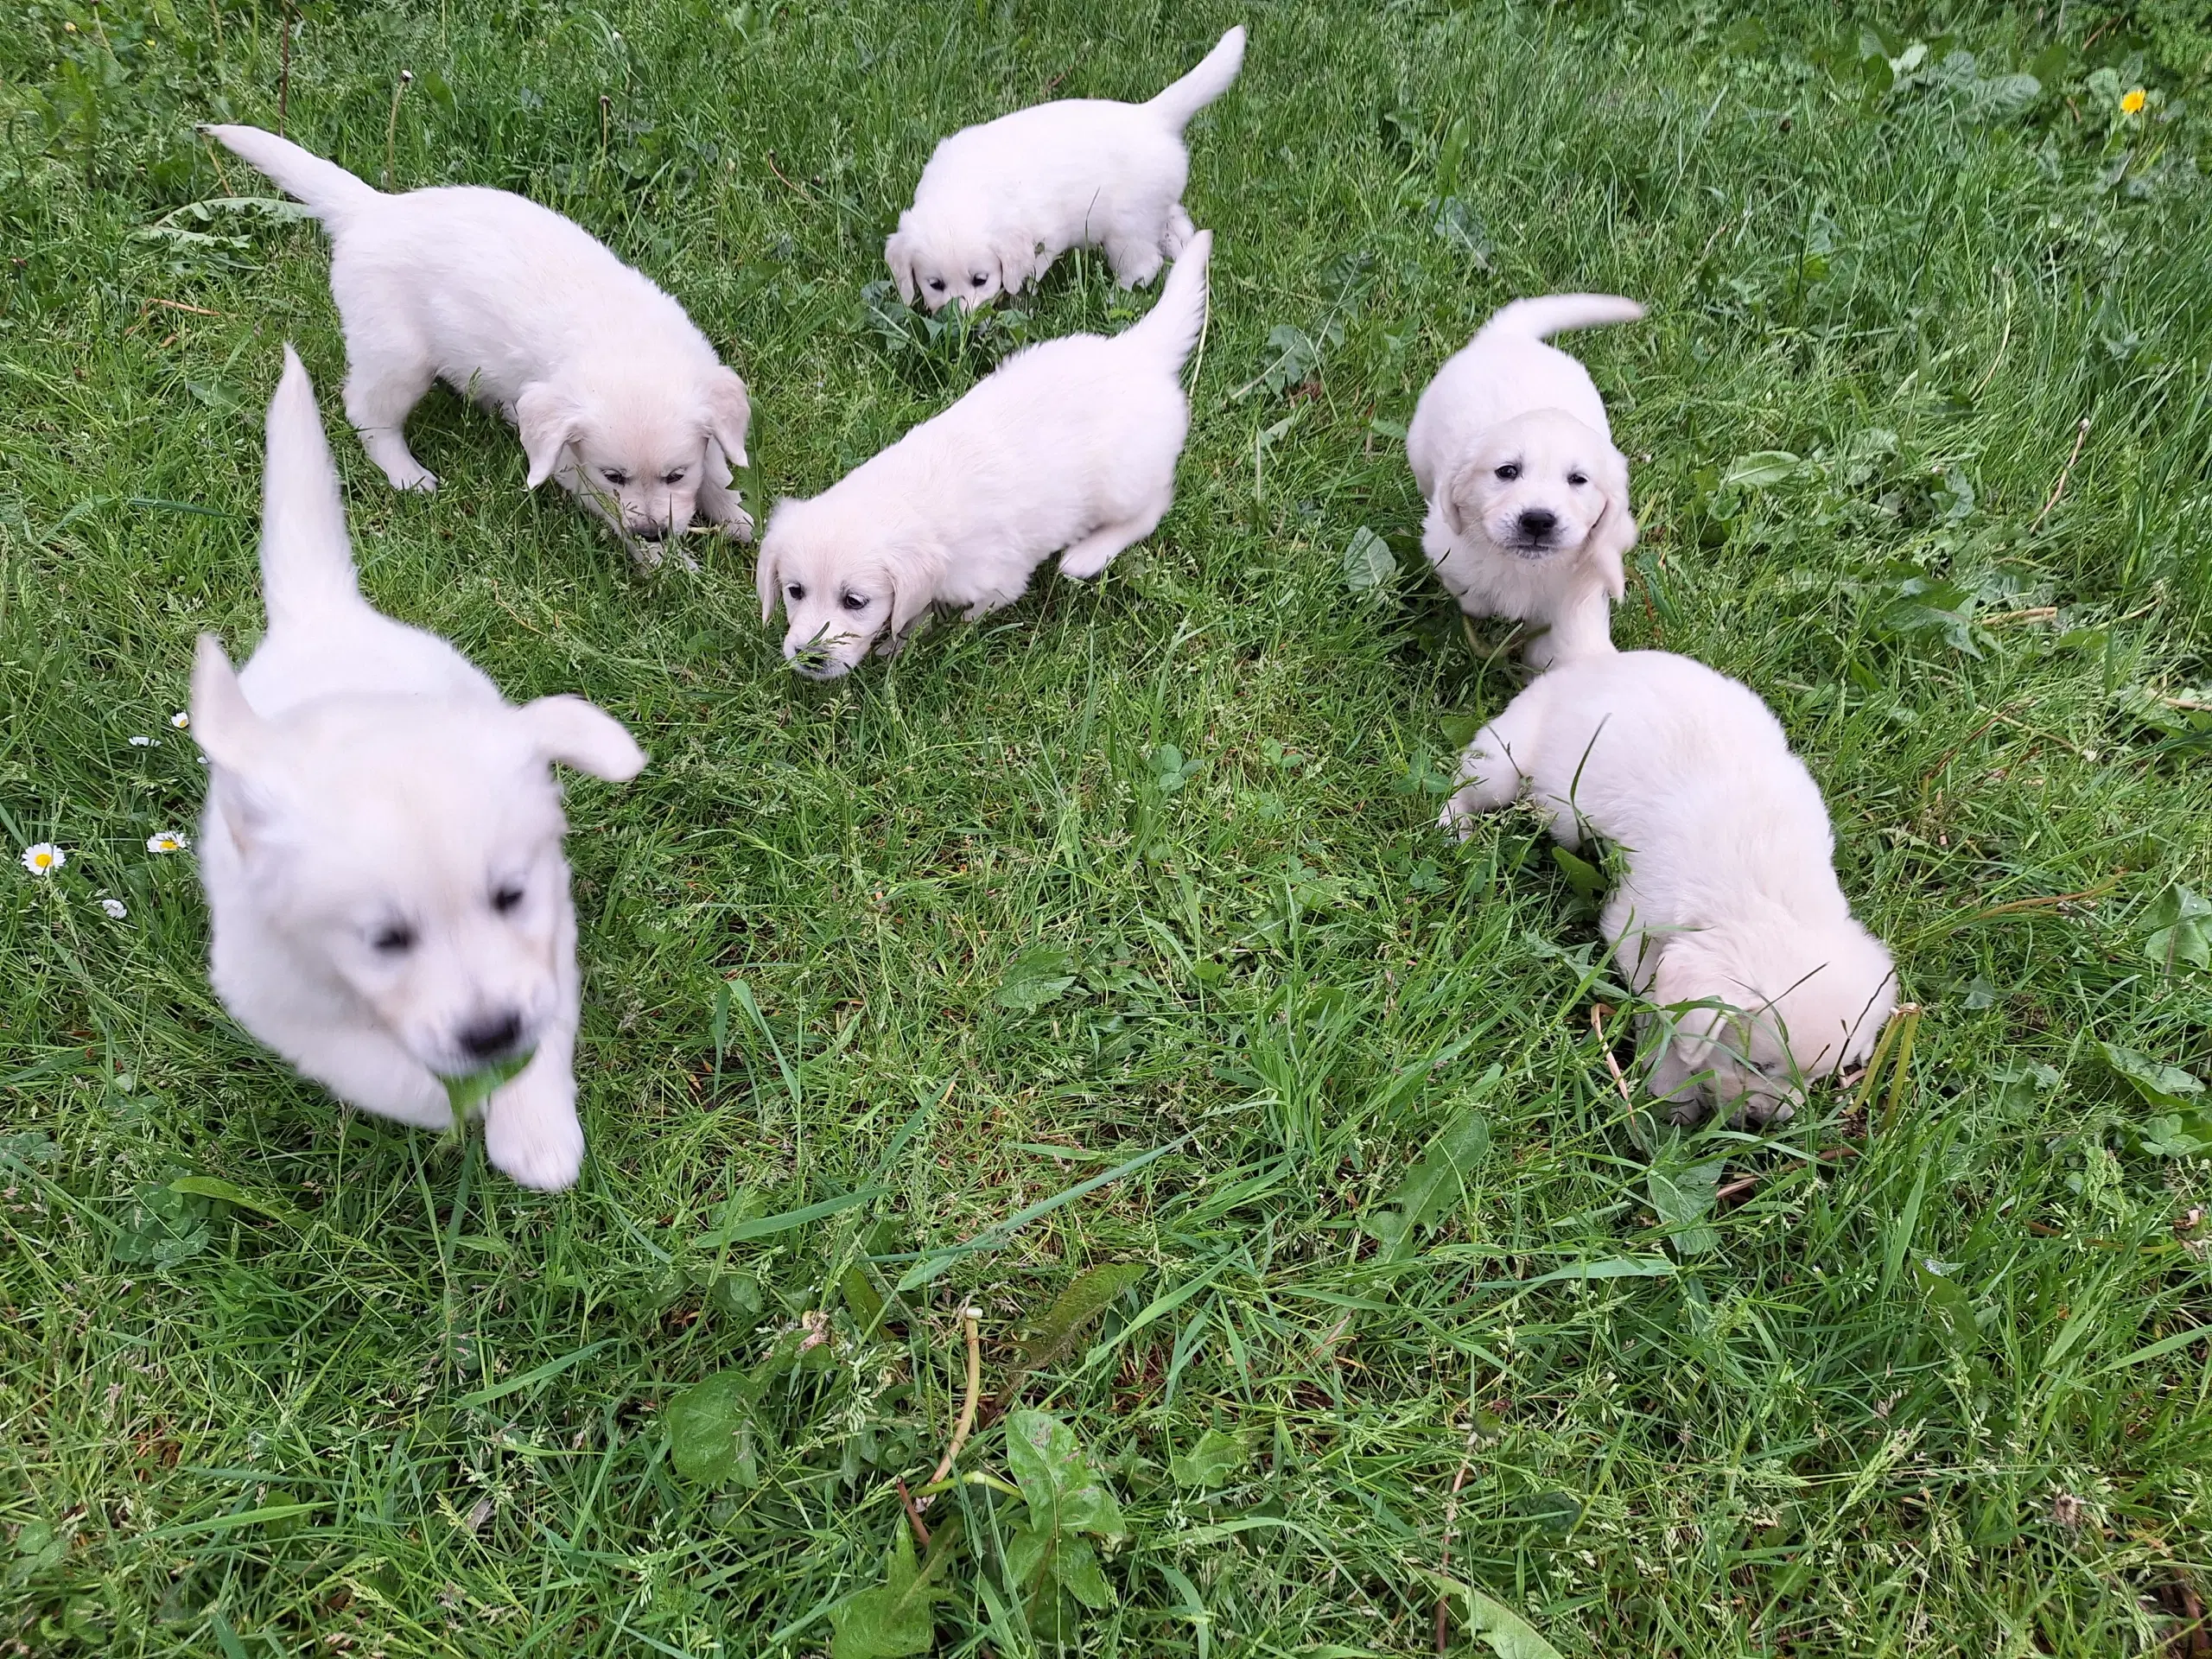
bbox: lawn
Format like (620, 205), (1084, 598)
(3, 0), (2211, 1653)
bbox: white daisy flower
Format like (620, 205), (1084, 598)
(146, 830), (190, 855)
(170, 710), (190, 729)
(130, 735), (158, 748)
(22, 843), (66, 875)
(100, 898), (129, 919)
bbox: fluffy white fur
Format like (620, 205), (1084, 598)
(886, 28), (1243, 310)
(1407, 295), (1644, 667)
(760, 232), (1211, 678)
(194, 348), (647, 1190)
(1440, 651), (1897, 1124)
(204, 124), (752, 559)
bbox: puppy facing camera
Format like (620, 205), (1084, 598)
(759, 232), (1213, 679)
(202, 124), (753, 563)
(1407, 295), (1644, 668)
(1440, 651), (1896, 1125)
(195, 346), (646, 1190)
(886, 27), (1243, 311)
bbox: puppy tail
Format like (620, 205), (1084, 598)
(1125, 230), (1211, 374)
(259, 346), (364, 627)
(1478, 294), (1647, 344)
(200, 124), (381, 225)
(1146, 26), (1246, 132)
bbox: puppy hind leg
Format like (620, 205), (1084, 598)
(1164, 203), (1198, 257)
(1057, 505), (1163, 581)
(342, 349), (441, 493)
(1106, 233), (1166, 290)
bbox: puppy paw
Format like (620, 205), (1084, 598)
(714, 507), (757, 544)
(387, 465), (440, 493)
(1438, 791), (1479, 841)
(483, 1068), (585, 1191)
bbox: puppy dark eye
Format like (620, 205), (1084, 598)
(970, 273), (987, 286)
(372, 923), (416, 956)
(661, 470), (685, 486)
(928, 278), (945, 292)
(603, 468), (630, 486)
(1568, 472), (1589, 486)
(840, 590), (869, 612)
(1494, 464), (1521, 481)
(492, 884), (524, 915)
(787, 582), (807, 601)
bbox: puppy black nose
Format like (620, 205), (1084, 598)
(631, 523), (669, 542)
(457, 1010), (524, 1062)
(1517, 509), (1558, 539)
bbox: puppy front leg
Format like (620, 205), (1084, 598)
(342, 351), (441, 493)
(1439, 715), (1535, 839)
(696, 474), (755, 543)
(482, 1016), (584, 1191)
(1164, 204), (1198, 257)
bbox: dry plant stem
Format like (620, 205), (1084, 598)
(2031, 416), (2092, 533)
(917, 1307), (982, 1515)
(383, 70), (412, 191)
(1591, 1003), (1635, 1107)
(764, 149), (815, 201)
(1433, 1416), (1484, 1654)
(895, 1477), (931, 1549)
(1878, 1004), (1922, 1136)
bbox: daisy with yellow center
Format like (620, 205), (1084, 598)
(22, 843), (66, 875)
(2120, 87), (2147, 115)
(147, 831), (190, 855)
(170, 710), (190, 729)
(101, 898), (129, 919)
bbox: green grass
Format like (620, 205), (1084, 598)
(4, 1), (2212, 1653)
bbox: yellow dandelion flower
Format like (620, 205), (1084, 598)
(2120, 87), (2147, 115)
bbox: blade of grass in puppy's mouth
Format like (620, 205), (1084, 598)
(441, 1051), (535, 1127)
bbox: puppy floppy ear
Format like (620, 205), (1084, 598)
(1649, 928), (1753, 1075)
(702, 367), (750, 470)
(753, 535), (783, 625)
(1438, 456), (1483, 542)
(515, 695), (646, 782)
(887, 563), (934, 643)
(516, 383), (585, 490)
(1581, 445), (1637, 601)
(887, 221), (918, 305)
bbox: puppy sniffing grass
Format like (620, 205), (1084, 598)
(202, 124), (753, 563)
(1441, 651), (1897, 1125)
(759, 232), (1213, 679)
(194, 347), (646, 1190)
(1408, 296), (1644, 666)
(887, 28), (1243, 310)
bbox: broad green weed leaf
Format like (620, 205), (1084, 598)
(1423, 1573), (1568, 1659)
(2099, 1043), (2204, 1111)
(1366, 1097), (1494, 1258)
(1015, 1262), (1148, 1376)
(1720, 451), (1802, 489)
(2143, 885), (2212, 973)
(830, 1523), (941, 1659)
(1006, 1410), (1125, 1541)
(1053, 1535), (1115, 1611)
(1647, 1154), (1726, 1257)
(167, 1175), (303, 1227)
(1342, 526), (1395, 597)
(1910, 1257), (1979, 1355)
(441, 1051), (534, 1124)
(1550, 845), (1606, 902)
(666, 1371), (751, 1485)
(997, 945), (1077, 1012)
(1169, 1427), (1249, 1489)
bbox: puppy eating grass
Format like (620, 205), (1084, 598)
(194, 347), (646, 1190)
(203, 124), (753, 563)
(760, 232), (1213, 679)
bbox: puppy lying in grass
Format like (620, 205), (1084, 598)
(1440, 651), (1896, 1124)
(1408, 295), (1644, 667)
(193, 347), (646, 1190)
(204, 124), (752, 563)
(887, 28), (1243, 311)
(760, 232), (1211, 679)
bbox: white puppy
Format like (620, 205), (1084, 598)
(1407, 296), (1644, 667)
(760, 232), (1211, 678)
(193, 347), (647, 1190)
(204, 124), (752, 560)
(1440, 651), (1896, 1124)
(887, 28), (1243, 311)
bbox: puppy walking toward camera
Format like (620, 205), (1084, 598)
(193, 348), (647, 1190)
(887, 27), (1243, 310)
(759, 232), (1211, 678)
(1408, 295), (1643, 666)
(1440, 651), (1896, 1124)
(202, 124), (752, 560)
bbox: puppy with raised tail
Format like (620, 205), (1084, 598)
(1407, 295), (1644, 666)
(887, 28), (1243, 311)
(202, 124), (752, 560)
(760, 232), (1211, 679)
(193, 347), (647, 1190)
(1440, 651), (1896, 1124)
